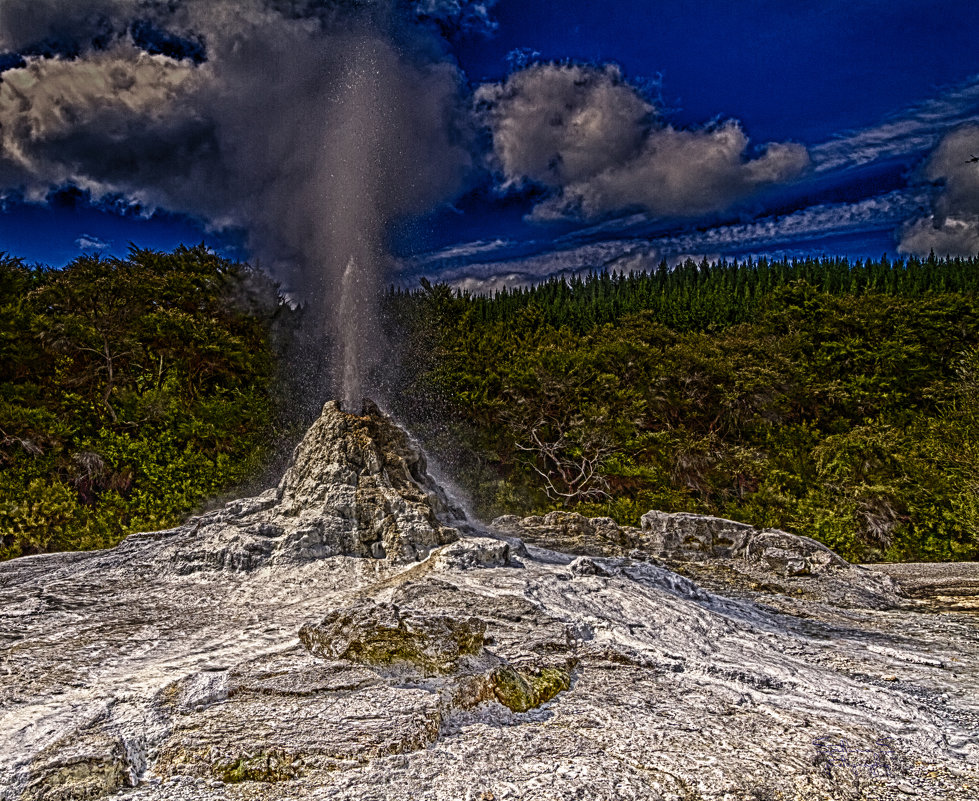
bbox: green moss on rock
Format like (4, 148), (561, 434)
(490, 666), (571, 713)
(214, 751), (302, 783)
(20, 734), (132, 801)
(300, 601), (485, 675)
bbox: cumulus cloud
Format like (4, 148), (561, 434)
(0, 45), (201, 201)
(0, 0), (482, 406)
(899, 124), (979, 257)
(475, 62), (810, 221)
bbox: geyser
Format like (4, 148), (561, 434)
(340, 256), (365, 411)
(0, 0), (475, 405)
(3, 400), (976, 800)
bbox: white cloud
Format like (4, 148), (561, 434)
(899, 124), (979, 257)
(0, 0), (473, 282)
(476, 62), (810, 222)
(476, 63), (654, 190)
(0, 46), (200, 202)
(412, 0), (498, 33)
(418, 238), (512, 265)
(899, 215), (979, 258)
(811, 75), (979, 172)
(75, 233), (111, 251)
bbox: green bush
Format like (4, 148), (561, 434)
(0, 247), (285, 560)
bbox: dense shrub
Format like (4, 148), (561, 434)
(0, 246), (285, 559)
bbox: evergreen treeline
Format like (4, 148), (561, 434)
(387, 253), (979, 562)
(0, 246), (287, 560)
(390, 252), (979, 332)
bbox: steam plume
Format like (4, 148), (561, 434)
(0, 0), (476, 406)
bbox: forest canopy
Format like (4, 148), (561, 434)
(386, 253), (979, 563)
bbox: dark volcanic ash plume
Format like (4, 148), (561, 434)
(0, 0), (477, 407)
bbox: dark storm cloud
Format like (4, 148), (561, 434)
(476, 62), (811, 222)
(0, 0), (132, 52)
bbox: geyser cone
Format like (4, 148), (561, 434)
(271, 399), (465, 564)
(145, 399), (466, 573)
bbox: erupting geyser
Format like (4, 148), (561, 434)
(340, 256), (365, 411)
(312, 31), (469, 409)
(0, 0), (474, 410)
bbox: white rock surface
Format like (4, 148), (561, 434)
(1, 402), (977, 801)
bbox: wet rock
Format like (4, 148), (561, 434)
(640, 510), (756, 559)
(432, 538), (512, 570)
(492, 511), (638, 558)
(488, 665), (572, 713)
(133, 399), (464, 574)
(641, 510), (848, 575)
(567, 556), (616, 578)
(496, 508), (902, 608)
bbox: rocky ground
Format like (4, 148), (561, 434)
(1, 401), (977, 801)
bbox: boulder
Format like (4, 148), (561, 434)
(20, 733), (133, 801)
(641, 510), (848, 576)
(299, 601), (486, 675)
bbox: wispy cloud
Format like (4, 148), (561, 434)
(416, 237), (513, 266)
(811, 75), (979, 172)
(407, 189), (929, 293)
(74, 233), (111, 251)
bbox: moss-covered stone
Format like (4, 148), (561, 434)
(215, 752), (300, 784)
(214, 750), (303, 783)
(490, 666), (571, 713)
(300, 601), (485, 675)
(20, 733), (131, 801)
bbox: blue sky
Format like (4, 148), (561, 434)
(2, 0), (979, 290)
